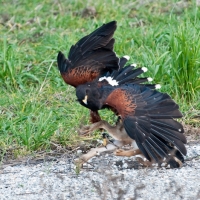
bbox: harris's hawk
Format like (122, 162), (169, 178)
(57, 21), (186, 167)
(76, 82), (187, 167)
(57, 21), (155, 123)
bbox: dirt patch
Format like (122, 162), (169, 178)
(183, 123), (200, 143)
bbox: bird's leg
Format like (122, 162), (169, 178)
(89, 110), (101, 123)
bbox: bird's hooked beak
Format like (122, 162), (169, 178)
(82, 95), (88, 105)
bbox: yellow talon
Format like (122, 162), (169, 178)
(102, 133), (109, 148)
(103, 138), (107, 147)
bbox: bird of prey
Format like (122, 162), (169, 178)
(76, 80), (187, 168)
(57, 21), (155, 123)
(57, 21), (186, 168)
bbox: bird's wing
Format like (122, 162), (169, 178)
(57, 21), (119, 87)
(97, 56), (158, 89)
(103, 84), (186, 163)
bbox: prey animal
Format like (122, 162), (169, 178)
(77, 119), (184, 168)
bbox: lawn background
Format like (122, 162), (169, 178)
(0, 0), (199, 160)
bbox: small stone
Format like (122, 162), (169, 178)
(123, 163), (128, 169)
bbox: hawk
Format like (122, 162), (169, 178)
(57, 21), (186, 168)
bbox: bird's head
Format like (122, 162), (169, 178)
(76, 83), (102, 111)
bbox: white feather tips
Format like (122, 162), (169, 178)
(147, 77), (153, 82)
(130, 63), (137, 67)
(123, 55), (130, 60)
(142, 67), (148, 72)
(155, 84), (161, 89)
(99, 76), (119, 86)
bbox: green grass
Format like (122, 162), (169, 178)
(0, 0), (200, 159)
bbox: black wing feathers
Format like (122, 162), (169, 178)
(118, 68), (146, 84)
(105, 84), (186, 165)
(68, 21), (117, 59)
(57, 51), (71, 73)
(109, 56), (130, 78)
(68, 21), (118, 67)
(107, 63), (157, 89)
(82, 48), (118, 70)
(123, 117), (151, 161)
(57, 21), (119, 86)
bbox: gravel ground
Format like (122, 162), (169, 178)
(0, 142), (200, 200)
